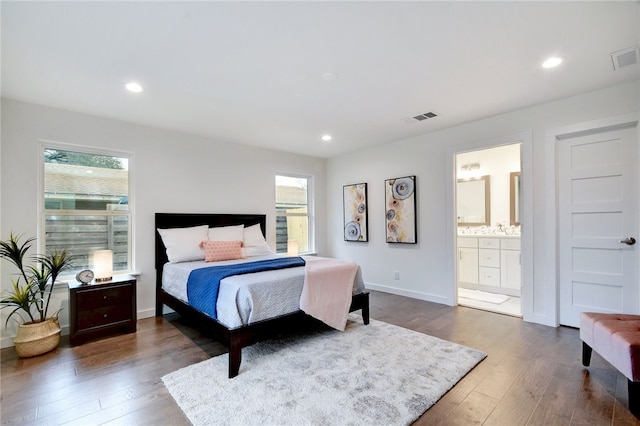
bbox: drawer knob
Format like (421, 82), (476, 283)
(103, 295), (108, 300)
(103, 314), (108, 318)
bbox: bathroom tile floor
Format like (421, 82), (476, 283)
(458, 290), (522, 317)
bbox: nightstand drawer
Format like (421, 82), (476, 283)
(75, 284), (133, 310)
(77, 304), (132, 329)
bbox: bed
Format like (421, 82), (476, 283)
(155, 213), (370, 378)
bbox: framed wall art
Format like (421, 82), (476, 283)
(343, 183), (368, 242)
(385, 175), (417, 244)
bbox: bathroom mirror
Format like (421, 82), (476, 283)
(457, 175), (490, 226)
(510, 171), (521, 226)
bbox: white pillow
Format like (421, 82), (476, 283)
(157, 225), (208, 263)
(243, 224), (274, 256)
(208, 224), (244, 241)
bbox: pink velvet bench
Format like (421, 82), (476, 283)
(580, 312), (640, 415)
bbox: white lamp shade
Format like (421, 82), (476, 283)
(287, 240), (299, 257)
(94, 250), (113, 281)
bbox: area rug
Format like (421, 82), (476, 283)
(162, 315), (486, 426)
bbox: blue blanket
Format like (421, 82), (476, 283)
(186, 257), (306, 319)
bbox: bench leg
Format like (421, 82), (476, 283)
(629, 380), (640, 416)
(582, 342), (592, 367)
(362, 293), (370, 325)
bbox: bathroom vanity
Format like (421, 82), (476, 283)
(457, 235), (521, 297)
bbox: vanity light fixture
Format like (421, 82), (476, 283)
(459, 163), (482, 180)
(542, 56), (563, 69)
(125, 82), (144, 93)
(460, 163), (480, 171)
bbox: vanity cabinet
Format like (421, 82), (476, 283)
(457, 236), (521, 296)
(478, 238), (500, 286)
(500, 238), (521, 290)
(457, 238), (479, 284)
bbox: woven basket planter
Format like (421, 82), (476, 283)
(13, 317), (61, 358)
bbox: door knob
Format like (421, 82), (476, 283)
(618, 237), (637, 246)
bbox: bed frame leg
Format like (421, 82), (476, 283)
(155, 277), (164, 317)
(229, 340), (242, 378)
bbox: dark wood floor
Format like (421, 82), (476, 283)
(2, 291), (639, 425)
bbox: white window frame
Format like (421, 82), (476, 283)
(275, 173), (315, 254)
(38, 140), (135, 279)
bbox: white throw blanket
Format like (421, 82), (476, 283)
(300, 257), (358, 331)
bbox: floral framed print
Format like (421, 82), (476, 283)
(385, 175), (417, 244)
(343, 183), (368, 242)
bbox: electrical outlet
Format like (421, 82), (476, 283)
(393, 271), (400, 280)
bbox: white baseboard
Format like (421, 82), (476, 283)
(1, 335), (15, 349)
(137, 308), (156, 320)
(1, 308), (158, 350)
(364, 282), (451, 305)
(1, 290), (450, 350)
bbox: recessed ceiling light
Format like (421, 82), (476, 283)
(542, 57), (562, 68)
(322, 72), (339, 81)
(125, 82), (144, 93)
(321, 134), (332, 142)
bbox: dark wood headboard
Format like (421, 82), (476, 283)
(154, 213), (267, 270)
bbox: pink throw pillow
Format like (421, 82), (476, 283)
(200, 240), (245, 262)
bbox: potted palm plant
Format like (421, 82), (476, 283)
(0, 233), (73, 357)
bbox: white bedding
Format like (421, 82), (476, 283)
(162, 254), (365, 328)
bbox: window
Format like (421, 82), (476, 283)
(40, 143), (133, 276)
(275, 174), (313, 254)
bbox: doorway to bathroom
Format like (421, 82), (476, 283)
(455, 143), (522, 317)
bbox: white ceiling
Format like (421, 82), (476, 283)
(2, 1), (639, 158)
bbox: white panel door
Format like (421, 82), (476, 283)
(558, 126), (638, 327)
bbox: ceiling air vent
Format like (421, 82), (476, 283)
(403, 112), (438, 123)
(610, 45), (639, 70)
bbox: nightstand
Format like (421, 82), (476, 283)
(68, 274), (137, 346)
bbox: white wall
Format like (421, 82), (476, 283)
(326, 81), (639, 326)
(0, 98), (327, 347)
(2, 81), (638, 348)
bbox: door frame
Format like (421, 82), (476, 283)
(544, 112), (639, 327)
(446, 131), (534, 321)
